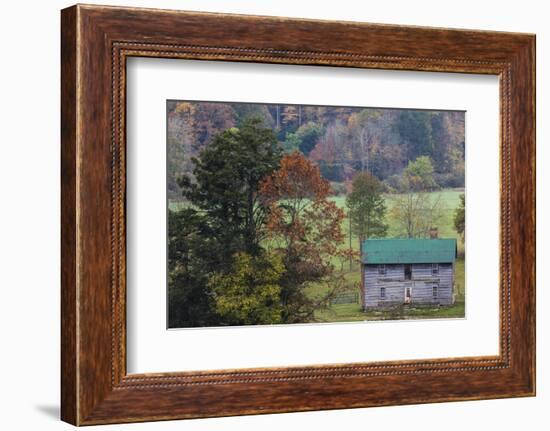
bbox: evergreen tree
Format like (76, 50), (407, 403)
(169, 117), (282, 327)
(167, 208), (220, 328)
(346, 173), (388, 247)
(179, 116), (281, 259)
(296, 121), (324, 156)
(454, 193), (465, 238)
(397, 110), (433, 160)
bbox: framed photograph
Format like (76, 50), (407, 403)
(61, 4), (535, 425)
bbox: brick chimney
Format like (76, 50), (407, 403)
(429, 227), (439, 239)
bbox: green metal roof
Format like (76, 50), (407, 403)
(361, 238), (457, 264)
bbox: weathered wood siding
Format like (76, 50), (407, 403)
(363, 263), (454, 308)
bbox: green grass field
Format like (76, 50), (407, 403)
(328, 189), (464, 255)
(313, 258), (465, 322)
(169, 188), (466, 322)
(312, 188), (465, 322)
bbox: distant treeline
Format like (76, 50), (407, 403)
(167, 101), (465, 200)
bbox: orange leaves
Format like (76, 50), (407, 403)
(173, 101), (195, 116)
(258, 151), (347, 265)
(259, 151), (331, 203)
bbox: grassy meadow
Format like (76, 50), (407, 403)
(310, 188), (465, 322)
(169, 188), (466, 323)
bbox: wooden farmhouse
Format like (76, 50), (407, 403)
(361, 238), (457, 309)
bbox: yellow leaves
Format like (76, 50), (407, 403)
(209, 251), (284, 325)
(174, 102), (195, 116)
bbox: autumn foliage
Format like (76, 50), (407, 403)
(259, 152), (344, 252)
(166, 101), (466, 328)
(260, 151), (331, 202)
(259, 152), (354, 322)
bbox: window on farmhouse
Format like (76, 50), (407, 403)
(404, 264), (412, 280)
(432, 263), (439, 275)
(378, 264), (386, 275)
(380, 287), (386, 298)
(433, 285), (438, 298)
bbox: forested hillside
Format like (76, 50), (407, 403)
(167, 101), (465, 201)
(167, 101), (466, 327)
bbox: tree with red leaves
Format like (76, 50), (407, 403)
(259, 152), (354, 323)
